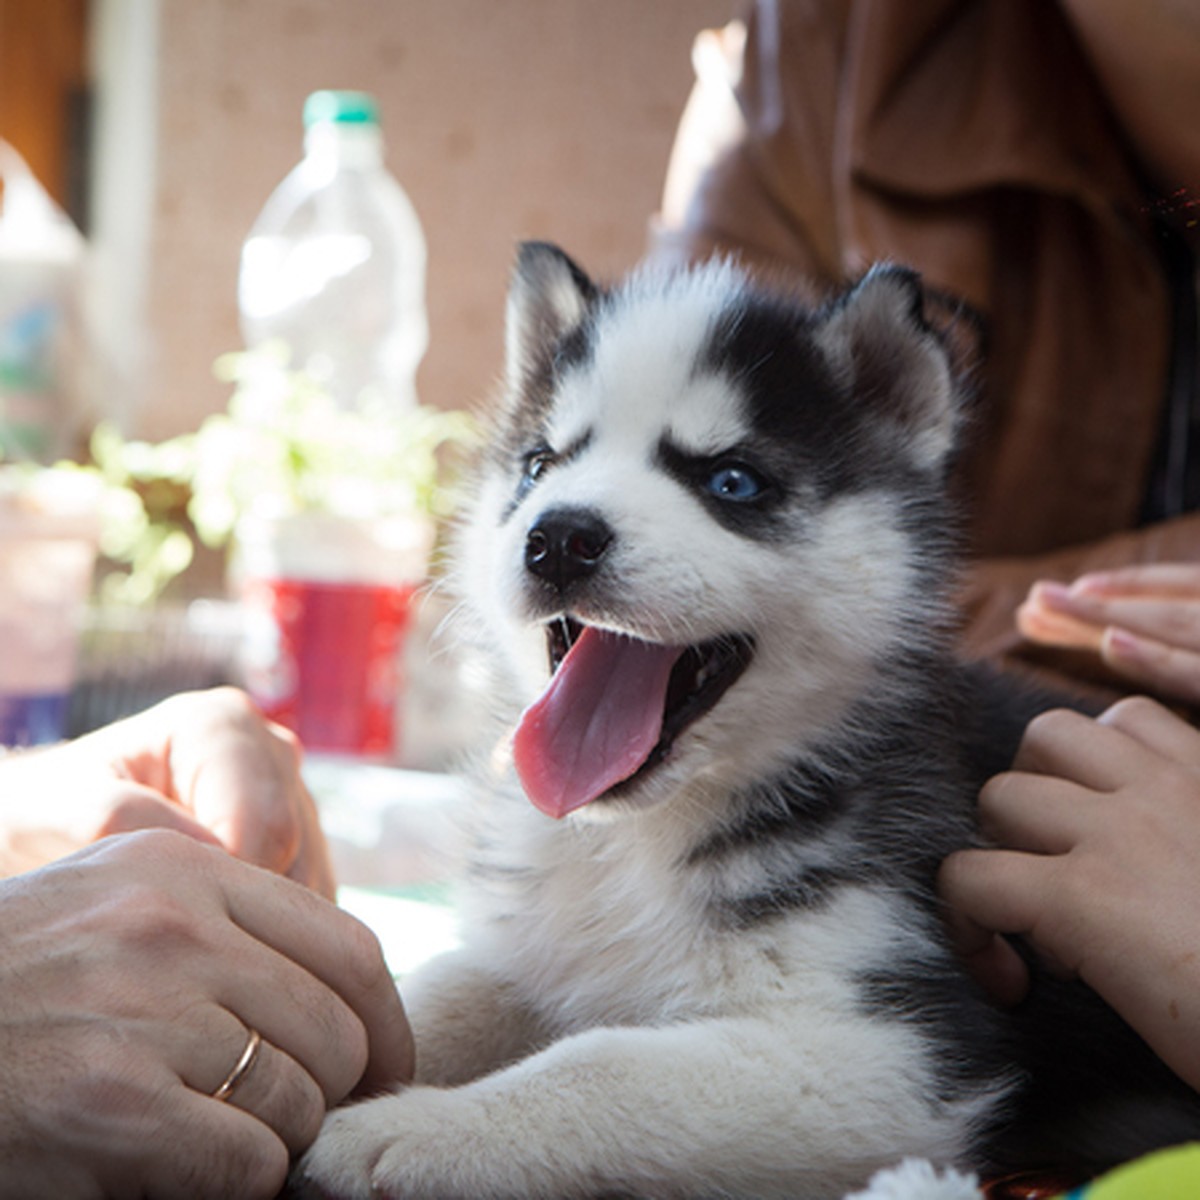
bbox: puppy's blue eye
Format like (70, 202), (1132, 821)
(523, 447), (556, 482)
(707, 463), (764, 502)
(517, 446), (556, 500)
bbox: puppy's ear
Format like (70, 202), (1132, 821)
(506, 242), (597, 391)
(816, 266), (958, 471)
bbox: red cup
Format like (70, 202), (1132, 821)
(240, 576), (418, 756)
(234, 512), (432, 759)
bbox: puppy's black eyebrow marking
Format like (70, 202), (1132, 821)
(655, 435), (790, 541)
(553, 428), (594, 467)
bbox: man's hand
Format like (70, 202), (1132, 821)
(0, 829), (414, 1199)
(0, 688), (334, 896)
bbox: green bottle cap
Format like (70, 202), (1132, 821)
(303, 90), (379, 128)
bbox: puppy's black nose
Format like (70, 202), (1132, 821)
(525, 508), (614, 591)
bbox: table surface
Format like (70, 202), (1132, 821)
(304, 754), (465, 976)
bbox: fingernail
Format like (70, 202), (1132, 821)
(1105, 626), (1146, 660)
(1070, 571), (1114, 595)
(1104, 627), (1170, 669)
(1033, 581), (1077, 610)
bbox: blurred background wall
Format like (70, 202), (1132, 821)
(1, 0), (736, 442)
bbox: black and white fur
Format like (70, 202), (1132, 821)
(296, 245), (1200, 1199)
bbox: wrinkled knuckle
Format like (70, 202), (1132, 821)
(328, 988), (373, 1091)
(208, 684), (260, 718)
(118, 824), (210, 866)
(160, 685), (249, 724)
(311, 999), (369, 1101)
(171, 685), (262, 739)
(99, 788), (172, 839)
(109, 883), (208, 956)
(254, 1055), (328, 1153)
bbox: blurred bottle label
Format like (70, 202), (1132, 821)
(0, 140), (84, 463)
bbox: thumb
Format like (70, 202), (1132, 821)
(94, 784), (229, 849)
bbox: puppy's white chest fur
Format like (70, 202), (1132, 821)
(461, 795), (921, 1045)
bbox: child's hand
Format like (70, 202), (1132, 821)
(940, 696), (1200, 1093)
(1017, 563), (1200, 702)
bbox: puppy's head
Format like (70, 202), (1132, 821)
(456, 243), (961, 820)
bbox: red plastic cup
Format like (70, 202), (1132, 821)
(240, 576), (417, 756)
(235, 512), (432, 759)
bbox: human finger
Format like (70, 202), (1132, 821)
(1099, 628), (1200, 705)
(937, 855), (1031, 1006)
(1013, 707), (1148, 792)
(212, 931), (382, 1104)
(937, 847), (1081, 984)
(1098, 691), (1200, 752)
(1035, 581), (1200, 654)
(277, 785), (337, 900)
(74, 830), (412, 1099)
(1070, 563), (1200, 598)
(156, 1003), (325, 1154)
(164, 690), (307, 877)
(976, 770), (1096, 855)
(210, 849), (415, 1094)
(131, 1086), (290, 1200)
(1016, 587), (1105, 650)
(93, 783), (229, 847)
(936, 848), (1050, 939)
(197, 1024), (327, 1156)
(86, 688), (308, 880)
(49, 830), (371, 1111)
(38, 1031), (292, 1200)
(179, 702), (337, 900)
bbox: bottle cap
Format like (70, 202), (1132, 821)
(303, 90), (380, 128)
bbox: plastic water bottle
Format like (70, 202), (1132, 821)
(238, 90), (428, 412)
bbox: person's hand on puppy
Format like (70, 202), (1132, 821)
(1017, 563), (1200, 703)
(0, 828), (414, 1199)
(0, 687), (334, 896)
(940, 697), (1200, 1093)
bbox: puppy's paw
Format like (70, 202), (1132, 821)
(291, 1094), (404, 1198)
(294, 1086), (515, 1200)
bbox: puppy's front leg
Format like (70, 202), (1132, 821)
(402, 948), (555, 1085)
(295, 1011), (987, 1200)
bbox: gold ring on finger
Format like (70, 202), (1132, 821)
(211, 1027), (263, 1103)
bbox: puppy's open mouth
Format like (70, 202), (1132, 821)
(512, 617), (754, 819)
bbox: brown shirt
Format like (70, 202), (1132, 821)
(651, 0), (1200, 689)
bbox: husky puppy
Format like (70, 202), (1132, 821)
(295, 245), (1200, 1199)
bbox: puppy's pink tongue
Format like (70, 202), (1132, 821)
(513, 627), (682, 819)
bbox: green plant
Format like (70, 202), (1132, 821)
(193, 343), (477, 545)
(81, 343), (478, 605)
